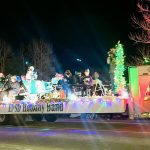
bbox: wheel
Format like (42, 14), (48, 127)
(0, 114), (10, 125)
(44, 114), (57, 122)
(31, 114), (43, 122)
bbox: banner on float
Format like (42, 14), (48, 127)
(0, 100), (126, 114)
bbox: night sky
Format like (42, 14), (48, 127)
(0, 0), (137, 72)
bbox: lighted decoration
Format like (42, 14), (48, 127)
(68, 94), (78, 101)
(120, 89), (129, 99)
(40, 92), (66, 102)
(0, 94), (124, 107)
(114, 41), (126, 93)
(107, 48), (116, 91)
(37, 96), (123, 104)
(107, 48), (116, 66)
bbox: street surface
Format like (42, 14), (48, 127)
(1, 119), (150, 150)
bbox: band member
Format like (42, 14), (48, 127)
(9, 76), (21, 97)
(64, 70), (73, 85)
(63, 70), (73, 97)
(82, 69), (93, 97)
(1, 75), (21, 102)
(73, 71), (82, 84)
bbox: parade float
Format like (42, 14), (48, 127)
(1, 65), (150, 125)
(0, 68), (128, 125)
(0, 41), (149, 125)
(0, 43), (129, 125)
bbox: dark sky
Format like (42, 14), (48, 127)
(0, 0), (137, 72)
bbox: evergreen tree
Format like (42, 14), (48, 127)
(114, 41), (126, 93)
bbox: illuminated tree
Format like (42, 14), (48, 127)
(114, 41), (126, 93)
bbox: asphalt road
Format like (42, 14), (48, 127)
(1, 119), (150, 150)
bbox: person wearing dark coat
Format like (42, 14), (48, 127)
(73, 71), (82, 85)
(81, 69), (93, 97)
(63, 70), (73, 97)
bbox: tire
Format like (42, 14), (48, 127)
(0, 114), (10, 125)
(31, 114), (43, 122)
(44, 114), (57, 122)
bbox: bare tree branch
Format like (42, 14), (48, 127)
(27, 40), (56, 80)
(137, 2), (150, 12)
(129, 0), (150, 44)
(128, 46), (150, 66)
(0, 39), (12, 73)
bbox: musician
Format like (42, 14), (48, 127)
(73, 71), (82, 84)
(51, 73), (64, 85)
(64, 70), (73, 85)
(91, 72), (105, 96)
(63, 70), (73, 97)
(9, 76), (21, 97)
(82, 69), (93, 97)
(71, 71), (82, 96)
(0, 73), (5, 92)
(0, 75), (21, 101)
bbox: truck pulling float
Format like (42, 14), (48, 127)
(0, 65), (150, 125)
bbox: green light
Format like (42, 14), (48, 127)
(128, 67), (139, 98)
(114, 41), (126, 93)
